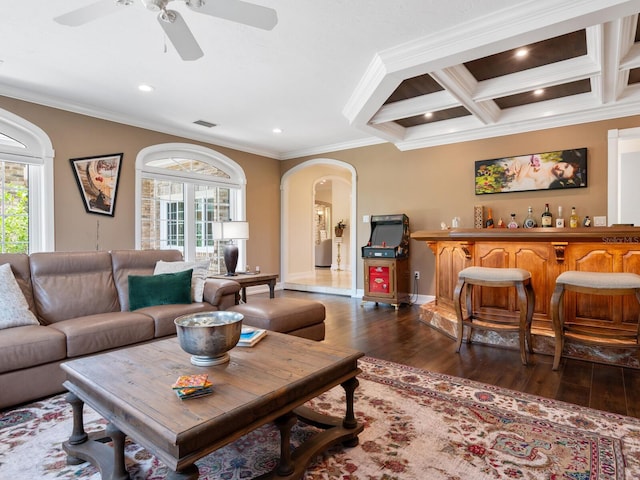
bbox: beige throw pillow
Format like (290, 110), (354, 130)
(0, 263), (39, 329)
(154, 260), (210, 303)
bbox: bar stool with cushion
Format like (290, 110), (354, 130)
(551, 271), (640, 371)
(454, 266), (535, 365)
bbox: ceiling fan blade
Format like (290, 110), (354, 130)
(187, 0), (277, 30)
(54, 0), (125, 26)
(157, 10), (204, 61)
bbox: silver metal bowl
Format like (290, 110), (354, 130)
(174, 311), (244, 366)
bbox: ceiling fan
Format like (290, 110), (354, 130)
(54, 0), (278, 61)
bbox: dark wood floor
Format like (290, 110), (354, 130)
(262, 289), (640, 419)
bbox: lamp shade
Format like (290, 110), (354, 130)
(219, 221), (249, 240)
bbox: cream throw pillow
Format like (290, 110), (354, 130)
(154, 260), (210, 303)
(0, 263), (39, 329)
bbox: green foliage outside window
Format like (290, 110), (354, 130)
(1, 185), (29, 253)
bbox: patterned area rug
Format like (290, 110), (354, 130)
(2, 356), (640, 479)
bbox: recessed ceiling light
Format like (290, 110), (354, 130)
(138, 84), (154, 92)
(534, 89), (544, 95)
(424, 112), (433, 118)
(515, 48), (528, 58)
(272, 128), (283, 134)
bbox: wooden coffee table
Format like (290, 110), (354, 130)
(61, 333), (364, 479)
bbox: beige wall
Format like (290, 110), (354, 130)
(283, 116), (640, 295)
(0, 96), (282, 275)
(4, 94), (640, 296)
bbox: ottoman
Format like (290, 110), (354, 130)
(227, 298), (325, 341)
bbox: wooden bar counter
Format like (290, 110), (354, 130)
(411, 226), (640, 368)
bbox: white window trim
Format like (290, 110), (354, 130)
(135, 143), (247, 263)
(0, 107), (55, 252)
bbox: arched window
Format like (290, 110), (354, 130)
(136, 143), (247, 273)
(0, 108), (54, 253)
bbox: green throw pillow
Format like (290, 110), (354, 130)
(128, 269), (193, 310)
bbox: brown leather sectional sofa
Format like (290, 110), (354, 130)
(0, 249), (241, 409)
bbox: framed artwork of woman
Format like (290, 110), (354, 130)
(475, 148), (587, 195)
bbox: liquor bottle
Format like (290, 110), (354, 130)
(485, 208), (494, 228)
(523, 206), (537, 228)
(569, 207), (579, 228)
(541, 203), (553, 227)
(507, 213), (519, 228)
(556, 206), (565, 228)
(583, 215), (592, 227)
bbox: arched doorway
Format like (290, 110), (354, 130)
(281, 159), (357, 296)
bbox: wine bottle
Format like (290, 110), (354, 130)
(485, 208), (494, 229)
(523, 206), (537, 228)
(569, 207), (579, 228)
(541, 203), (552, 227)
(583, 215), (592, 227)
(556, 206), (565, 228)
(507, 213), (519, 229)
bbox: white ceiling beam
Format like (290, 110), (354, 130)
(396, 95), (640, 151)
(431, 66), (500, 125)
(598, 16), (630, 104)
(474, 56), (600, 102)
(369, 91), (459, 125)
(588, 22), (607, 104)
(620, 40), (640, 68)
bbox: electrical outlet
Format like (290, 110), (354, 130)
(414, 271), (420, 280)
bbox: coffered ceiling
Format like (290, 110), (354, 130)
(2, 1), (640, 159)
(345, 0), (640, 151)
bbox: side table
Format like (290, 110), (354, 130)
(209, 272), (279, 303)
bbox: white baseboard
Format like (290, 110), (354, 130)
(355, 290), (434, 305)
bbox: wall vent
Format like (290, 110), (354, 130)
(193, 120), (217, 128)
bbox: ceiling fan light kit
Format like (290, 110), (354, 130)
(142, 0), (168, 12)
(54, 0), (278, 61)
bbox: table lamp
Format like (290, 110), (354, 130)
(216, 221), (249, 276)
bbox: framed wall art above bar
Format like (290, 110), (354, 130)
(475, 148), (587, 195)
(70, 153), (123, 216)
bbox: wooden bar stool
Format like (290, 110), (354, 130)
(454, 266), (535, 365)
(551, 271), (640, 370)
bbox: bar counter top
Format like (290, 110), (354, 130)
(411, 226), (640, 243)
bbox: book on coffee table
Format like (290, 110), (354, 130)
(238, 327), (267, 347)
(172, 374), (209, 390)
(172, 374), (213, 400)
(175, 382), (213, 400)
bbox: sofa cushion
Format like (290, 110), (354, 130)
(136, 302), (218, 338)
(0, 253), (36, 313)
(30, 251), (120, 324)
(0, 263), (39, 329)
(0, 325), (66, 373)
(111, 249), (183, 311)
(48, 312), (155, 357)
(154, 260), (210, 302)
(129, 269), (193, 310)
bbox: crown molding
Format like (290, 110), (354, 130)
(0, 86), (283, 160)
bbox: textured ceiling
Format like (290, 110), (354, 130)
(2, 1), (640, 159)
